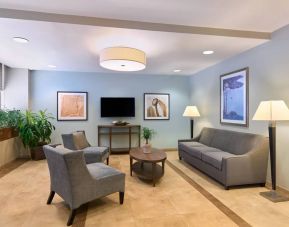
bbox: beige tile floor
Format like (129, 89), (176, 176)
(166, 152), (289, 227)
(0, 152), (289, 226)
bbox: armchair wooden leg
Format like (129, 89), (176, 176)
(67, 209), (76, 226)
(106, 157), (109, 165)
(119, 192), (124, 205)
(47, 191), (55, 204)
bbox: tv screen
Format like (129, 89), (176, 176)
(101, 97), (135, 117)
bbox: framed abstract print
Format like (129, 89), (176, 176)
(57, 91), (88, 121)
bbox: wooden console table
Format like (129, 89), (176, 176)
(98, 125), (141, 154)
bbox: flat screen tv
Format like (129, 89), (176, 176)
(101, 97), (135, 117)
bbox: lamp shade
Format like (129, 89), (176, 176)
(183, 106), (200, 117)
(99, 47), (146, 72)
(253, 100), (289, 121)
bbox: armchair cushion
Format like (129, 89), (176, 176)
(62, 133), (76, 150)
(87, 163), (125, 181)
(82, 146), (109, 163)
(73, 132), (90, 150)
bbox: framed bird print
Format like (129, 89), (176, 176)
(220, 68), (249, 127)
(144, 93), (170, 120)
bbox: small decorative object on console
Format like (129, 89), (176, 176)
(112, 120), (129, 126)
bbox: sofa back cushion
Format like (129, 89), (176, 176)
(199, 128), (216, 146)
(211, 129), (264, 155)
(199, 128), (265, 155)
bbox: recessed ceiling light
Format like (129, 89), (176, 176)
(13, 37), (29, 43)
(203, 50), (214, 55)
(174, 69), (182, 73)
(48, 64), (56, 68)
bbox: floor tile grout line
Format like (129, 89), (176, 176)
(166, 160), (252, 227)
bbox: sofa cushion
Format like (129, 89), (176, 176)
(183, 146), (222, 160)
(202, 151), (236, 170)
(73, 132), (90, 150)
(199, 128), (216, 146)
(178, 141), (205, 151)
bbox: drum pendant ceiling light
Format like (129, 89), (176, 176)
(99, 47), (146, 71)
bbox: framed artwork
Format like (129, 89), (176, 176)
(57, 91), (88, 121)
(220, 68), (249, 127)
(144, 93), (170, 120)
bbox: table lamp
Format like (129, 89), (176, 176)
(253, 100), (289, 202)
(183, 106), (200, 138)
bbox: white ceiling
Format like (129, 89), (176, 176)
(1, 0), (289, 31)
(0, 1), (288, 75)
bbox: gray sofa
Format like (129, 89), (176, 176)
(178, 127), (269, 189)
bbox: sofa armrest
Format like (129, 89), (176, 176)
(178, 135), (200, 143)
(223, 139), (269, 186)
(193, 133), (201, 142)
(178, 139), (194, 143)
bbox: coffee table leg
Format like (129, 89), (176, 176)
(152, 163), (156, 187)
(162, 160), (165, 174)
(130, 157), (133, 176)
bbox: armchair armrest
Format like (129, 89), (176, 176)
(48, 143), (62, 148)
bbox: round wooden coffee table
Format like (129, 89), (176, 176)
(129, 147), (167, 187)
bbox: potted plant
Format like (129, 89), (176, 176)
(141, 127), (155, 153)
(18, 110), (55, 160)
(0, 109), (21, 141)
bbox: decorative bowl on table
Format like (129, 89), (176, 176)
(112, 121), (129, 126)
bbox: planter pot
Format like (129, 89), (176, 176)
(142, 143), (152, 153)
(0, 127), (18, 142)
(30, 143), (47, 160)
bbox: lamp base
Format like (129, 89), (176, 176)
(260, 190), (289, 203)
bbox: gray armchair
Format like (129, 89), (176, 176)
(43, 145), (125, 226)
(62, 130), (110, 164)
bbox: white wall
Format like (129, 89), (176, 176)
(30, 71), (191, 149)
(2, 68), (30, 110)
(190, 25), (289, 190)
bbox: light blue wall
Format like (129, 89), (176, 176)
(30, 71), (191, 148)
(189, 24), (289, 189)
